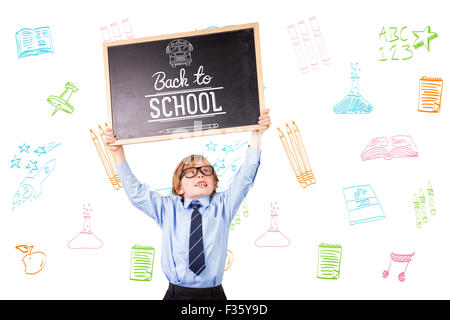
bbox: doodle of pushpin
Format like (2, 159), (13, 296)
(47, 82), (78, 116)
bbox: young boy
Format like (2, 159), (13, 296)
(103, 109), (271, 300)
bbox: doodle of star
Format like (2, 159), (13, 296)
(34, 146), (47, 156)
(222, 144), (234, 155)
(205, 141), (218, 152)
(213, 159), (226, 174)
(412, 26), (438, 51)
(18, 144), (30, 153)
(26, 160), (38, 174)
(10, 155), (21, 169)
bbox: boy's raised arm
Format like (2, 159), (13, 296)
(223, 108), (271, 223)
(102, 127), (165, 227)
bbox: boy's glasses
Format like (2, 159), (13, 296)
(181, 166), (215, 179)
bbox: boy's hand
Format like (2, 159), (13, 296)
(251, 108), (270, 149)
(257, 108), (271, 133)
(103, 127), (126, 165)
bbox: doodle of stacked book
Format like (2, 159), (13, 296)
(361, 135), (418, 161)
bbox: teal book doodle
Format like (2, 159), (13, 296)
(15, 27), (54, 59)
(342, 185), (385, 225)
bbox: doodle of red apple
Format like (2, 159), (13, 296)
(16, 245), (47, 275)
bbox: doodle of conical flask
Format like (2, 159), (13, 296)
(67, 204), (103, 249)
(333, 63), (373, 114)
(255, 202), (290, 247)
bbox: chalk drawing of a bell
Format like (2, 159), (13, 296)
(47, 82), (78, 116)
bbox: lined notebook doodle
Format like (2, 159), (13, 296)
(418, 77), (443, 113)
(130, 245), (155, 281)
(317, 243), (342, 280)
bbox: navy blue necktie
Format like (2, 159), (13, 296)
(189, 201), (205, 276)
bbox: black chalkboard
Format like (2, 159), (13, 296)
(103, 23), (265, 144)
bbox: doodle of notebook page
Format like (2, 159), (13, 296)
(342, 185), (385, 225)
(317, 243), (342, 280)
(130, 245), (155, 281)
(418, 77), (443, 113)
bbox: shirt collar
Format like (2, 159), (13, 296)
(182, 195), (211, 209)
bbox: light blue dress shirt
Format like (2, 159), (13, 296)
(117, 147), (261, 288)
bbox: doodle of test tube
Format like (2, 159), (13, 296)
(309, 16), (330, 65)
(297, 20), (319, 69)
(287, 24), (309, 73)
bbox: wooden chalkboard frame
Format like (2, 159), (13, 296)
(103, 22), (265, 145)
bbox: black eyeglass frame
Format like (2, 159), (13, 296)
(180, 166), (215, 179)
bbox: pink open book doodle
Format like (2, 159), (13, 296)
(361, 135), (418, 161)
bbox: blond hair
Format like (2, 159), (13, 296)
(172, 154), (219, 198)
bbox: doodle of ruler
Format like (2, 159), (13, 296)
(285, 123), (310, 185)
(291, 121), (316, 184)
(297, 20), (319, 69)
(278, 127), (307, 188)
(309, 16), (330, 65)
(99, 123), (122, 188)
(287, 24), (309, 73)
(90, 129), (120, 190)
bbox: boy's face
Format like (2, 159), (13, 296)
(178, 161), (216, 200)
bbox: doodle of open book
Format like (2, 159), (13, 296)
(342, 185), (385, 225)
(15, 27), (53, 59)
(361, 135), (418, 161)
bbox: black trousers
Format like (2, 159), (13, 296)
(163, 283), (227, 300)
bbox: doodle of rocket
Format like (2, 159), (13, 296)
(12, 159), (56, 211)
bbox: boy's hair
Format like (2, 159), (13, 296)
(172, 154), (219, 198)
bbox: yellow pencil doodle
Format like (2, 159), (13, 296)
(278, 121), (315, 188)
(90, 123), (122, 190)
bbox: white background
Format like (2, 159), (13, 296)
(1, 0), (448, 299)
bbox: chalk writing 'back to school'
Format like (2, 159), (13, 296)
(147, 65), (224, 121)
